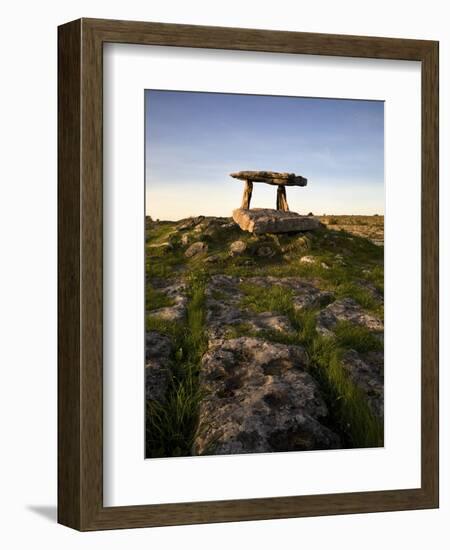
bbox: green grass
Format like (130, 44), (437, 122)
(184, 270), (209, 362)
(333, 281), (382, 314)
(240, 283), (296, 317)
(145, 269), (208, 458)
(145, 220), (188, 277)
(146, 378), (204, 458)
(145, 218), (385, 453)
(146, 247), (186, 278)
(238, 283), (383, 448)
(363, 264), (384, 293)
(145, 316), (186, 350)
(145, 222), (177, 245)
(333, 321), (383, 353)
(145, 219), (383, 282)
(145, 285), (175, 311)
(223, 322), (256, 340)
(311, 336), (383, 447)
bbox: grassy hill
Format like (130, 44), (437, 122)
(145, 215), (384, 458)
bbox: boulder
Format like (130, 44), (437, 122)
(185, 241), (208, 258)
(233, 208), (321, 234)
(247, 234), (281, 258)
(193, 337), (340, 455)
(229, 240), (247, 256)
(296, 235), (311, 250)
(177, 216), (205, 231)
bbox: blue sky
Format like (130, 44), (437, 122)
(145, 90), (384, 219)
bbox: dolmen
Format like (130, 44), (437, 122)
(230, 170), (320, 234)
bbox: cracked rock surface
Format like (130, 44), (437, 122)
(145, 331), (173, 403)
(145, 215), (385, 456)
(194, 337), (341, 455)
(316, 297), (384, 336)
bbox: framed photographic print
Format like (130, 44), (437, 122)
(58, 18), (439, 530)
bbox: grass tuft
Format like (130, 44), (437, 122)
(145, 269), (208, 458)
(240, 283), (296, 318)
(311, 337), (383, 447)
(146, 377), (204, 458)
(223, 322), (256, 340)
(145, 285), (175, 311)
(333, 321), (383, 353)
(334, 282), (380, 312)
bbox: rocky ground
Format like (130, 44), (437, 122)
(145, 214), (384, 458)
(318, 215), (384, 246)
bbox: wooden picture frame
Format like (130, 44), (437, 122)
(58, 18), (439, 531)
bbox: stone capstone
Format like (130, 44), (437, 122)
(230, 171), (307, 187)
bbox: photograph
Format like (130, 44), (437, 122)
(144, 90), (385, 459)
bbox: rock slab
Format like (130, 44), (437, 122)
(230, 171), (307, 187)
(233, 208), (321, 234)
(205, 275), (294, 340)
(193, 337), (340, 455)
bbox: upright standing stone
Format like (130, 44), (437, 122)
(276, 185), (289, 211)
(241, 180), (253, 209)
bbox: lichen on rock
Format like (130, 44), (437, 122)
(316, 297), (383, 336)
(193, 337), (341, 455)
